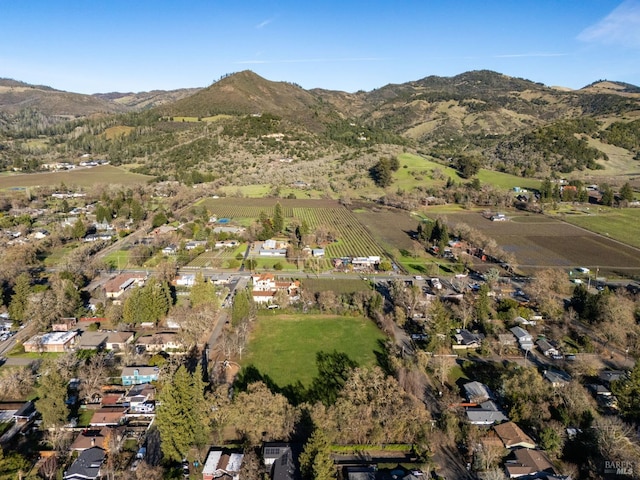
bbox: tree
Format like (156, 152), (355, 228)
(273, 202), (284, 234)
(0, 448), (29, 480)
(300, 429), (335, 480)
(231, 288), (255, 326)
(601, 184), (614, 206)
(370, 159), (394, 188)
(36, 366), (69, 429)
(456, 156), (482, 178)
(123, 278), (173, 325)
(323, 366), (430, 445)
(619, 182), (634, 203)
(8, 272), (31, 324)
(156, 365), (209, 461)
(308, 351), (358, 406)
(71, 217), (87, 240)
(611, 361), (640, 422)
(190, 272), (216, 308)
(230, 381), (299, 445)
(78, 353), (110, 403)
(152, 211), (168, 228)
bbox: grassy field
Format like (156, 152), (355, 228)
(393, 153), (541, 191)
(554, 208), (640, 249)
(0, 165), (152, 190)
(241, 314), (386, 387)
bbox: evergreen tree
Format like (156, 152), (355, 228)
(231, 288), (255, 326)
(8, 272), (31, 323)
(273, 202), (284, 234)
(190, 272), (216, 308)
(620, 182), (634, 202)
(36, 367), (69, 428)
(156, 365), (209, 461)
(300, 429), (335, 480)
(611, 361), (640, 422)
(123, 278), (172, 324)
(71, 218), (87, 240)
(601, 184), (614, 206)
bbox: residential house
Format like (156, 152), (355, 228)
(504, 448), (556, 478)
(162, 244), (178, 255)
(63, 447), (105, 480)
(463, 381), (493, 404)
(13, 401), (37, 425)
(543, 369), (572, 388)
(465, 400), (509, 426)
(24, 331), (78, 353)
(104, 274), (146, 299)
(76, 331), (109, 351)
(105, 331), (135, 352)
(493, 422), (537, 449)
(263, 443), (296, 480)
(84, 233), (113, 242)
(89, 407), (126, 427)
(599, 370), (627, 386)
(70, 426), (119, 452)
(453, 329), (485, 350)
(514, 316), (536, 326)
(351, 256), (381, 268)
(121, 383), (156, 413)
(175, 274), (196, 287)
(185, 240), (207, 250)
(52, 317), (78, 332)
(214, 240), (239, 249)
(136, 332), (183, 353)
(259, 239), (287, 257)
(253, 290), (277, 304)
(251, 273), (300, 304)
(510, 326), (534, 351)
(202, 448), (244, 480)
(537, 338), (559, 357)
(121, 366), (159, 386)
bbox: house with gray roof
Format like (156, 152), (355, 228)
(465, 400), (508, 425)
(63, 446), (105, 479)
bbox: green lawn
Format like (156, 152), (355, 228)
(241, 314), (386, 387)
(103, 250), (130, 270)
(556, 208), (640, 249)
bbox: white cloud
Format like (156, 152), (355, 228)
(578, 0), (640, 48)
(256, 17), (275, 29)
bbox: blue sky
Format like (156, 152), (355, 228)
(1, 0), (639, 94)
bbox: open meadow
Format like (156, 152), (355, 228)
(553, 208), (640, 250)
(240, 314), (386, 387)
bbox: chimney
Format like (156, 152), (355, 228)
(91, 438), (95, 446)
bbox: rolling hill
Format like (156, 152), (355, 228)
(1, 70), (639, 189)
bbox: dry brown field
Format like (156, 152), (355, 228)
(444, 212), (640, 276)
(352, 205), (419, 252)
(0, 165), (152, 190)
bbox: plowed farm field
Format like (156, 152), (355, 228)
(445, 212), (640, 276)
